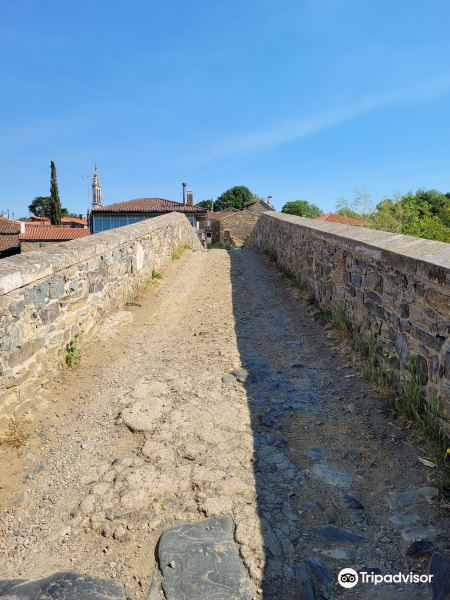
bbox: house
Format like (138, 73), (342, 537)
(61, 216), (88, 228)
(242, 198), (274, 214)
(90, 198), (207, 234)
(19, 225), (90, 252)
(198, 209), (239, 245)
(26, 216), (88, 228)
(315, 213), (366, 227)
(200, 198), (275, 246)
(0, 217), (20, 258)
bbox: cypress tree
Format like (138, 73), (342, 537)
(49, 161), (62, 225)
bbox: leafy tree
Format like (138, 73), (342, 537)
(281, 200), (323, 218)
(438, 202), (450, 227)
(336, 189), (374, 219)
(215, 186), (255, 211)
(196, 199), (214, 210)
(29, 194), (71, 220)
(29, 196), (52, 218)
(49, 161), (62, 225)
(337, 188), (450, 243)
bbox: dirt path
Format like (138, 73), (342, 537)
(0, 248), (448, 599)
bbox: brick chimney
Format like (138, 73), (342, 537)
(187, 190), (193, 206)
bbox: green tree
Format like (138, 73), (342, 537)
(333, 188), (449, 242)
(281, 200), (323, 218)
(49, 161), (62, 225)
(29, 196), (71, 219)
(215, 186), (255, 211)
(196, 199), (214, 210)
(29, 196), (51, 218)
(336, 189), (374, 219)
(370, 189), (450, 242)
(438, 202), (450, 227)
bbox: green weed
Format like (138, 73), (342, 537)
(208, 242), (228, 250)
(172, 242), (191, 260)
(65, 333), (81, 368)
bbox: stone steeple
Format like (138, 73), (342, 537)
(92, 164), (102, 208)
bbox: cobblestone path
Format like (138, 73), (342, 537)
(0, 249), (448, 599)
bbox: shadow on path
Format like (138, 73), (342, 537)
(229, 248), (440, 599)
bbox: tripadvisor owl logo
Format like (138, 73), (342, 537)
(338, 568), (359, 589)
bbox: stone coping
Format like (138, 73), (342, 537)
(0, 213), (191, 295)
(260, 212), (450, 275)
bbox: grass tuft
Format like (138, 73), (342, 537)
(172, 242), (191, 260)
(65, 333), (81, 368)
(208, 242), (228, 250)
(0, 420), (28, 448)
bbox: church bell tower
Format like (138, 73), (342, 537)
(92, 165), (102, 208)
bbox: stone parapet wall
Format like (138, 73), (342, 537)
(219, 212), (260, 246)
(251, 212), (450, 428)
(0, 213), (203, 422)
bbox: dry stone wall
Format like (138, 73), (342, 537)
(0, 213), (202, 423)
(251, 212), (450, 429)
(219, 211), (260, 246)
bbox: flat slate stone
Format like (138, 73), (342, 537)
(320, 547), (360, 560)
(0, 573), (125, 599)
(406, 540), (434, 558)
(312, 463), (353, 488)
(305, 447), (323, 461)
(429, 552), (450, 600)
(294, 566), (315, 600)
(343, 493), (364, 510)
(304, 557), (333, 589)
(388, 486), (438, 511)
(156, 517), (255, 600)
(317, 525), (366, 543)
(401, 526), (437, 543)
(389, 513), (422, 527)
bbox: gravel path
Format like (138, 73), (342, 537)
(0, 248), (448, 599)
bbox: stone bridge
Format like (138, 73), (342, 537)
(0, 212), (449, 599)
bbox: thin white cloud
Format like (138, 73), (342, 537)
(195, 79), (450, 163)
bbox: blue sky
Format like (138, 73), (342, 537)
(1, 0), (450, 217)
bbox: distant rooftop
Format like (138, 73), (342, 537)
(26, 216), (88, 226)
(0, 217), (20, 253)
(0, 216), (20, 235)
(91, 198), (206, 214)
(19, 225), (90, 241)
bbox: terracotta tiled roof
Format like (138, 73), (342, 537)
(26, 217), (87, 226)
(25, 219), (50, 225)
(28, 216), (50, 222)
(0, 217), (20, 234)
(0, 234), (20, 252)
(19, 226), (90, 241)
(315, 213), (366, 226)
(206, 208), (240, 220)
(62, 216), (87, 225)
(92, 198), (206, 214)
(0, 218), (20, 253)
